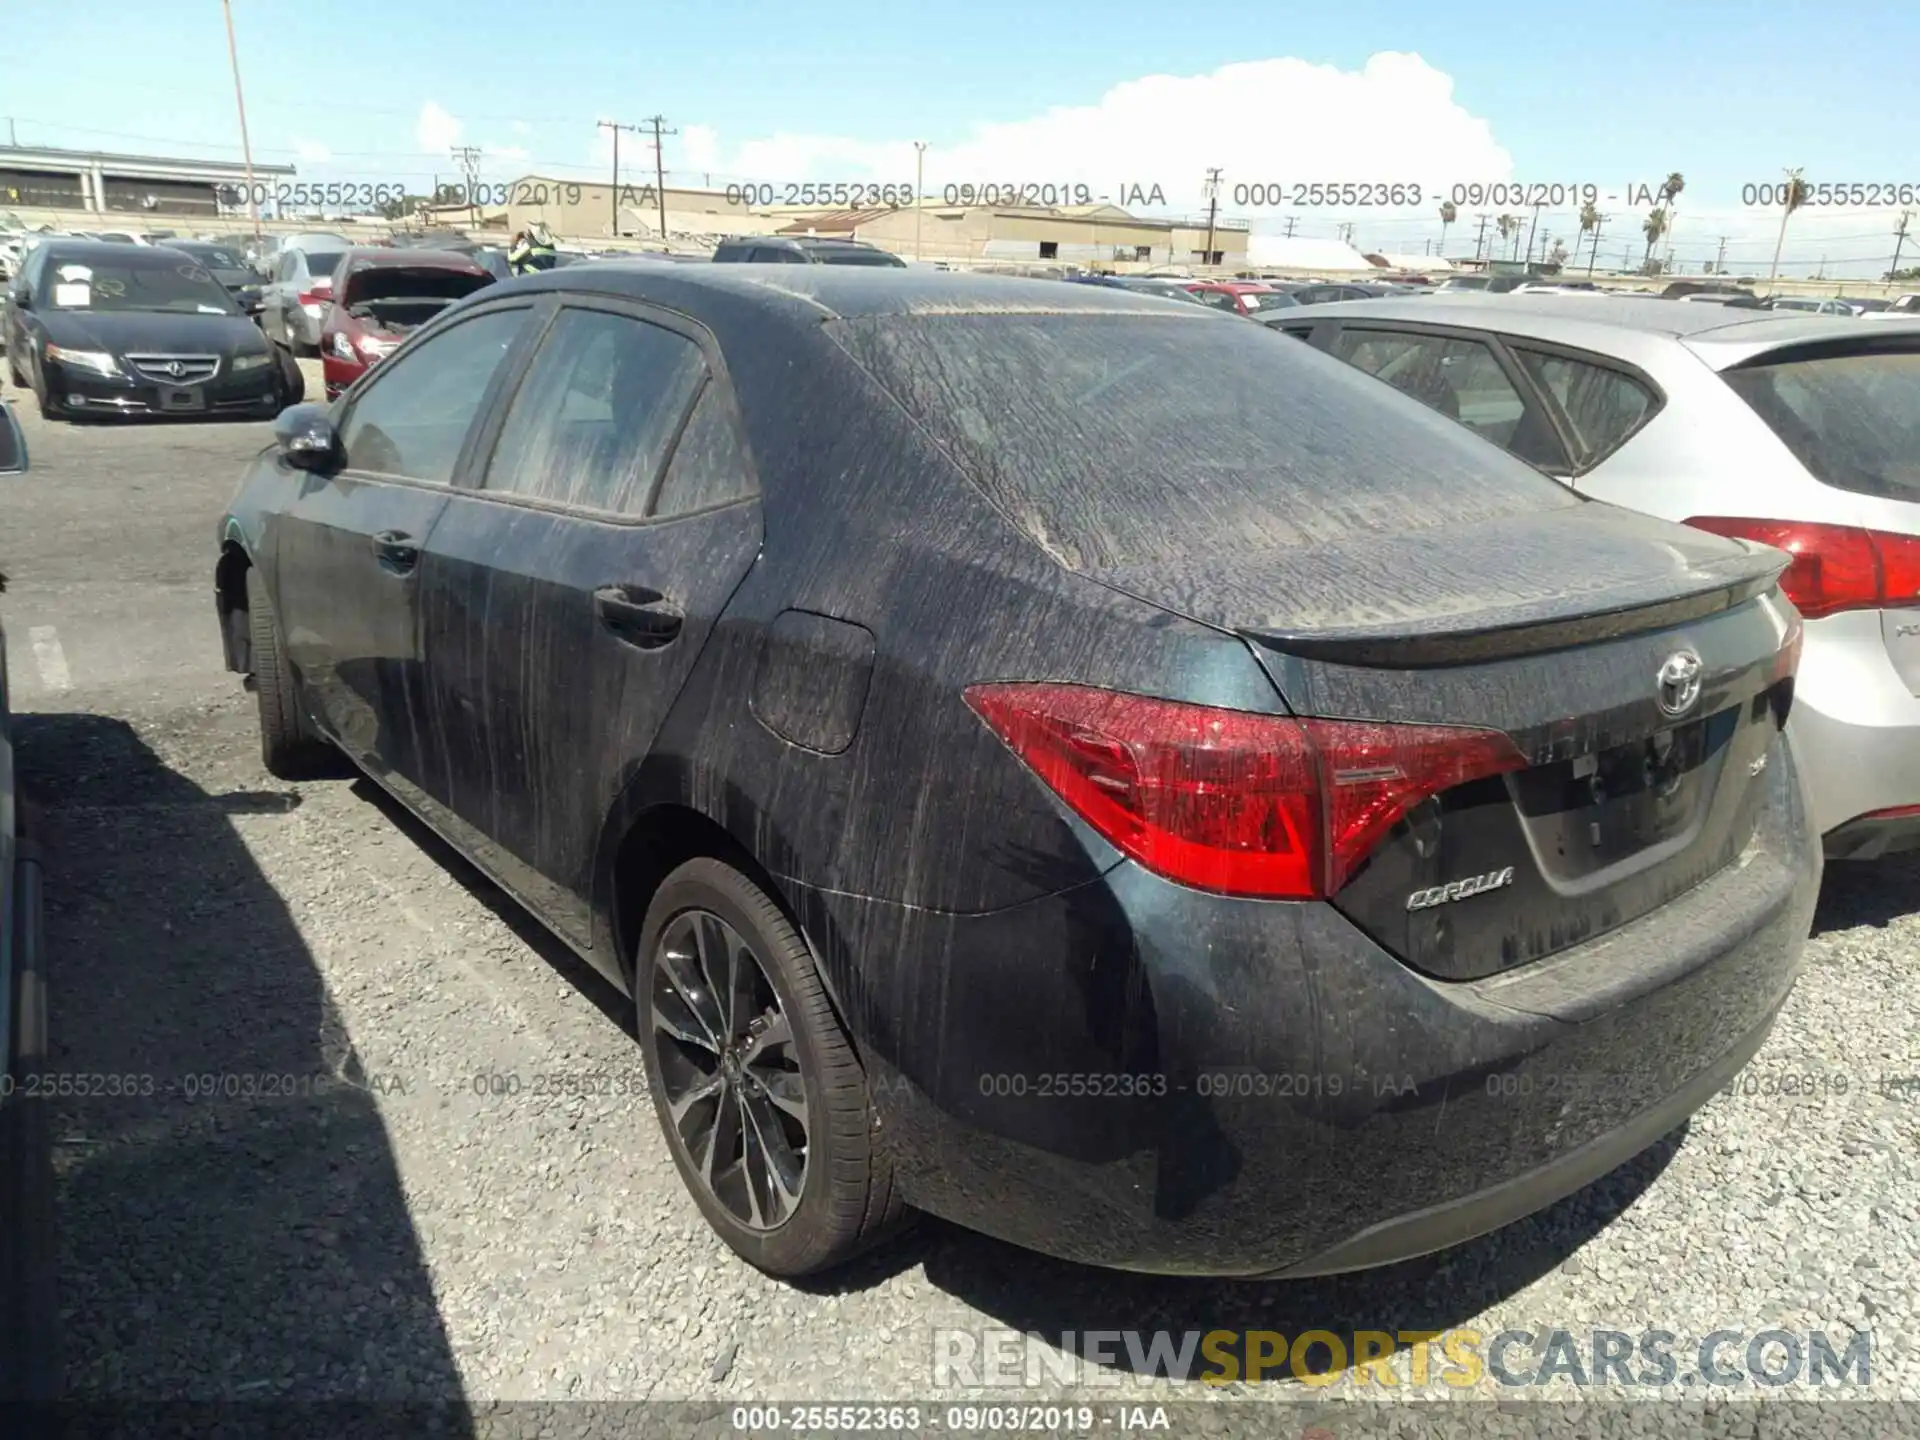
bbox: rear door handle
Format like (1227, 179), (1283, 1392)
(594, 585), (684, 649)
(370, 529), (419, 574)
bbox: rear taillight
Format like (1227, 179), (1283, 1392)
(1683, 517), (1920, 619)
(963, 683), (1526, 900)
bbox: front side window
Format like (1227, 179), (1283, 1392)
(336, 307), (530, 483)
(482, 308), (708, 514)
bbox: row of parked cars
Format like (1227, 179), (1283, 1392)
(176, 248), (1919, 1286)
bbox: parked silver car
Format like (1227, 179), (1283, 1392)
(1273, 293), (1920, 858)
(258, 233), (352, 356)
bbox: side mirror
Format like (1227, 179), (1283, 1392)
(273, 403), (339, 470)
(0, 401), (27, 474)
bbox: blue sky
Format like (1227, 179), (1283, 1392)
(8, 0), (1917, 274)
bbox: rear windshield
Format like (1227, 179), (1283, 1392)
(304, 251), (346, 278)
(1722, 347), (1920, 501)
(827, 311), (1581, 571)
(343, 267), (491, 303)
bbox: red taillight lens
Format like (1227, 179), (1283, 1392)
(963, 683), (1526, 899)
(1683, 517), (1920, 619)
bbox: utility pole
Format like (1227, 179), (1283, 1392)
(1474, 212), (1490, 262)
(5, 117), (15, 146)
(219, 0), (261, 240)
(1892, 210), (1913, 280)
(644, 115), (677, 241)
(451, 145), (483, 227)
(1283, 215), (1297, 239)
(914, 141), (928, 261)
(1586, 214), (1607, 276)
(597, 120), (640, 237)
(1202, 167), (1222, 266)
(1767, 166), (1805, 292)
(1714, 235), (1728, 274)
(1523, 201), (1544, 266)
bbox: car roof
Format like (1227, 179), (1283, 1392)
(338, 247), (486, 272)
(31, 240), (191, 262)
(1291, 291), (1920, 341)
(495, 261), (1217, 321)
(1275, 292), (1920, 370)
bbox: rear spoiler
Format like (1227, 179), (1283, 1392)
(1243, 563), (1787, 669)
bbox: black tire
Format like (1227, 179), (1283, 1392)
(274, 346), (305, 407)
(637, 858), (909, 1277)
(244, 565), (334, 779)
(29, 356), (54, 422)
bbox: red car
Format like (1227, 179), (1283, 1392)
(1183, 280), (1290, 317)
(320, 249), (495, 399)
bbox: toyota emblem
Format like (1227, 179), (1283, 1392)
(165, 360), (185, 378)
(1656, 650), (1703, 718)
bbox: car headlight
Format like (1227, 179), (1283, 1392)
(232, 351), (274, 372)
(43, 344), (122, 377)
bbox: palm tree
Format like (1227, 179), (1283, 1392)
(1642, 206), (1668, 269)
(1578, 199), (1604, 274)
(1767, 170), (1812, 289)
(1497, 213), (1519, 259)
(1438, 199), (1457, 256)
(1658, 171), (1685, 264)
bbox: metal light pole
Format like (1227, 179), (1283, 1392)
(220, 0), (261, 240)
(914, 141), (928, 260)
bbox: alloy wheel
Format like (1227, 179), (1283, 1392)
(649, 908), (810, 1230)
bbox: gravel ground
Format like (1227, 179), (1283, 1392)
(3, 362), (1918, 1436)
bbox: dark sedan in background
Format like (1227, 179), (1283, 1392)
(216, 265), (1812, 1282)
(164, 240), (267, 316)
(4, 241), (302, 421)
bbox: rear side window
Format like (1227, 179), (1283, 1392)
(1722, 347), (1920, 501)
(826, 312), (1580, 572)
(649, 385), (757, 516)
(1330, 330), (1543, 452)
(483, 308), (707, 514)
(1512, 348), (1657, 467)
(819, 248), (906, 267)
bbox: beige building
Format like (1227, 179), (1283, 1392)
(773, 201), (1249, 267)
(503, 177), (769, 240)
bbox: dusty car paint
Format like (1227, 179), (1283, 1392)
(218, 266), (1816, 1277)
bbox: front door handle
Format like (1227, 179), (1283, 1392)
(370, 529), (419, 574)
(594, 585), (684, 649)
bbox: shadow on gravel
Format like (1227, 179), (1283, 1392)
(1810, 853), (1920, 936)
(13, 713), (472, 1415)
(344, 777), (634, 1037)
(916, 1124), (1684, 1388)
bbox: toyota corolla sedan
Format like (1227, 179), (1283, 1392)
(214, 266), (1815, 1279)
(1276, 293), (1920, 860)
(4, 241), (302, 420)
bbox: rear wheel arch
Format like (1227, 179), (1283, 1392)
(602, 799), (862, 1051)
(215, 541), (253, 673)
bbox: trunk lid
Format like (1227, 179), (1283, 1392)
(1240, 583), (1799, 981)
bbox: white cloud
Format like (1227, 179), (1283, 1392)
(487, 144), (530, 162)
(416, 101), (462, 154)
(703, 53), (1509, 216)
(512, 120), (531, 135)
(294, 139), (332, 164)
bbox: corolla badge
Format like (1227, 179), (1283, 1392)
(1656, 649), (1703, 718)
(1406, 866), (1515, 912)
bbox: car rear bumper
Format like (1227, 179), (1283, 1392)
(46, 366), (281, 419)
(1790, 614), (1920, 837)
(797, 731), (1817, 1276)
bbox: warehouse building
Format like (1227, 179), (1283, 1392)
(774, 201), (1250, 267)
(504, 178), (765, 239)
(0, 145), (294, 217)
